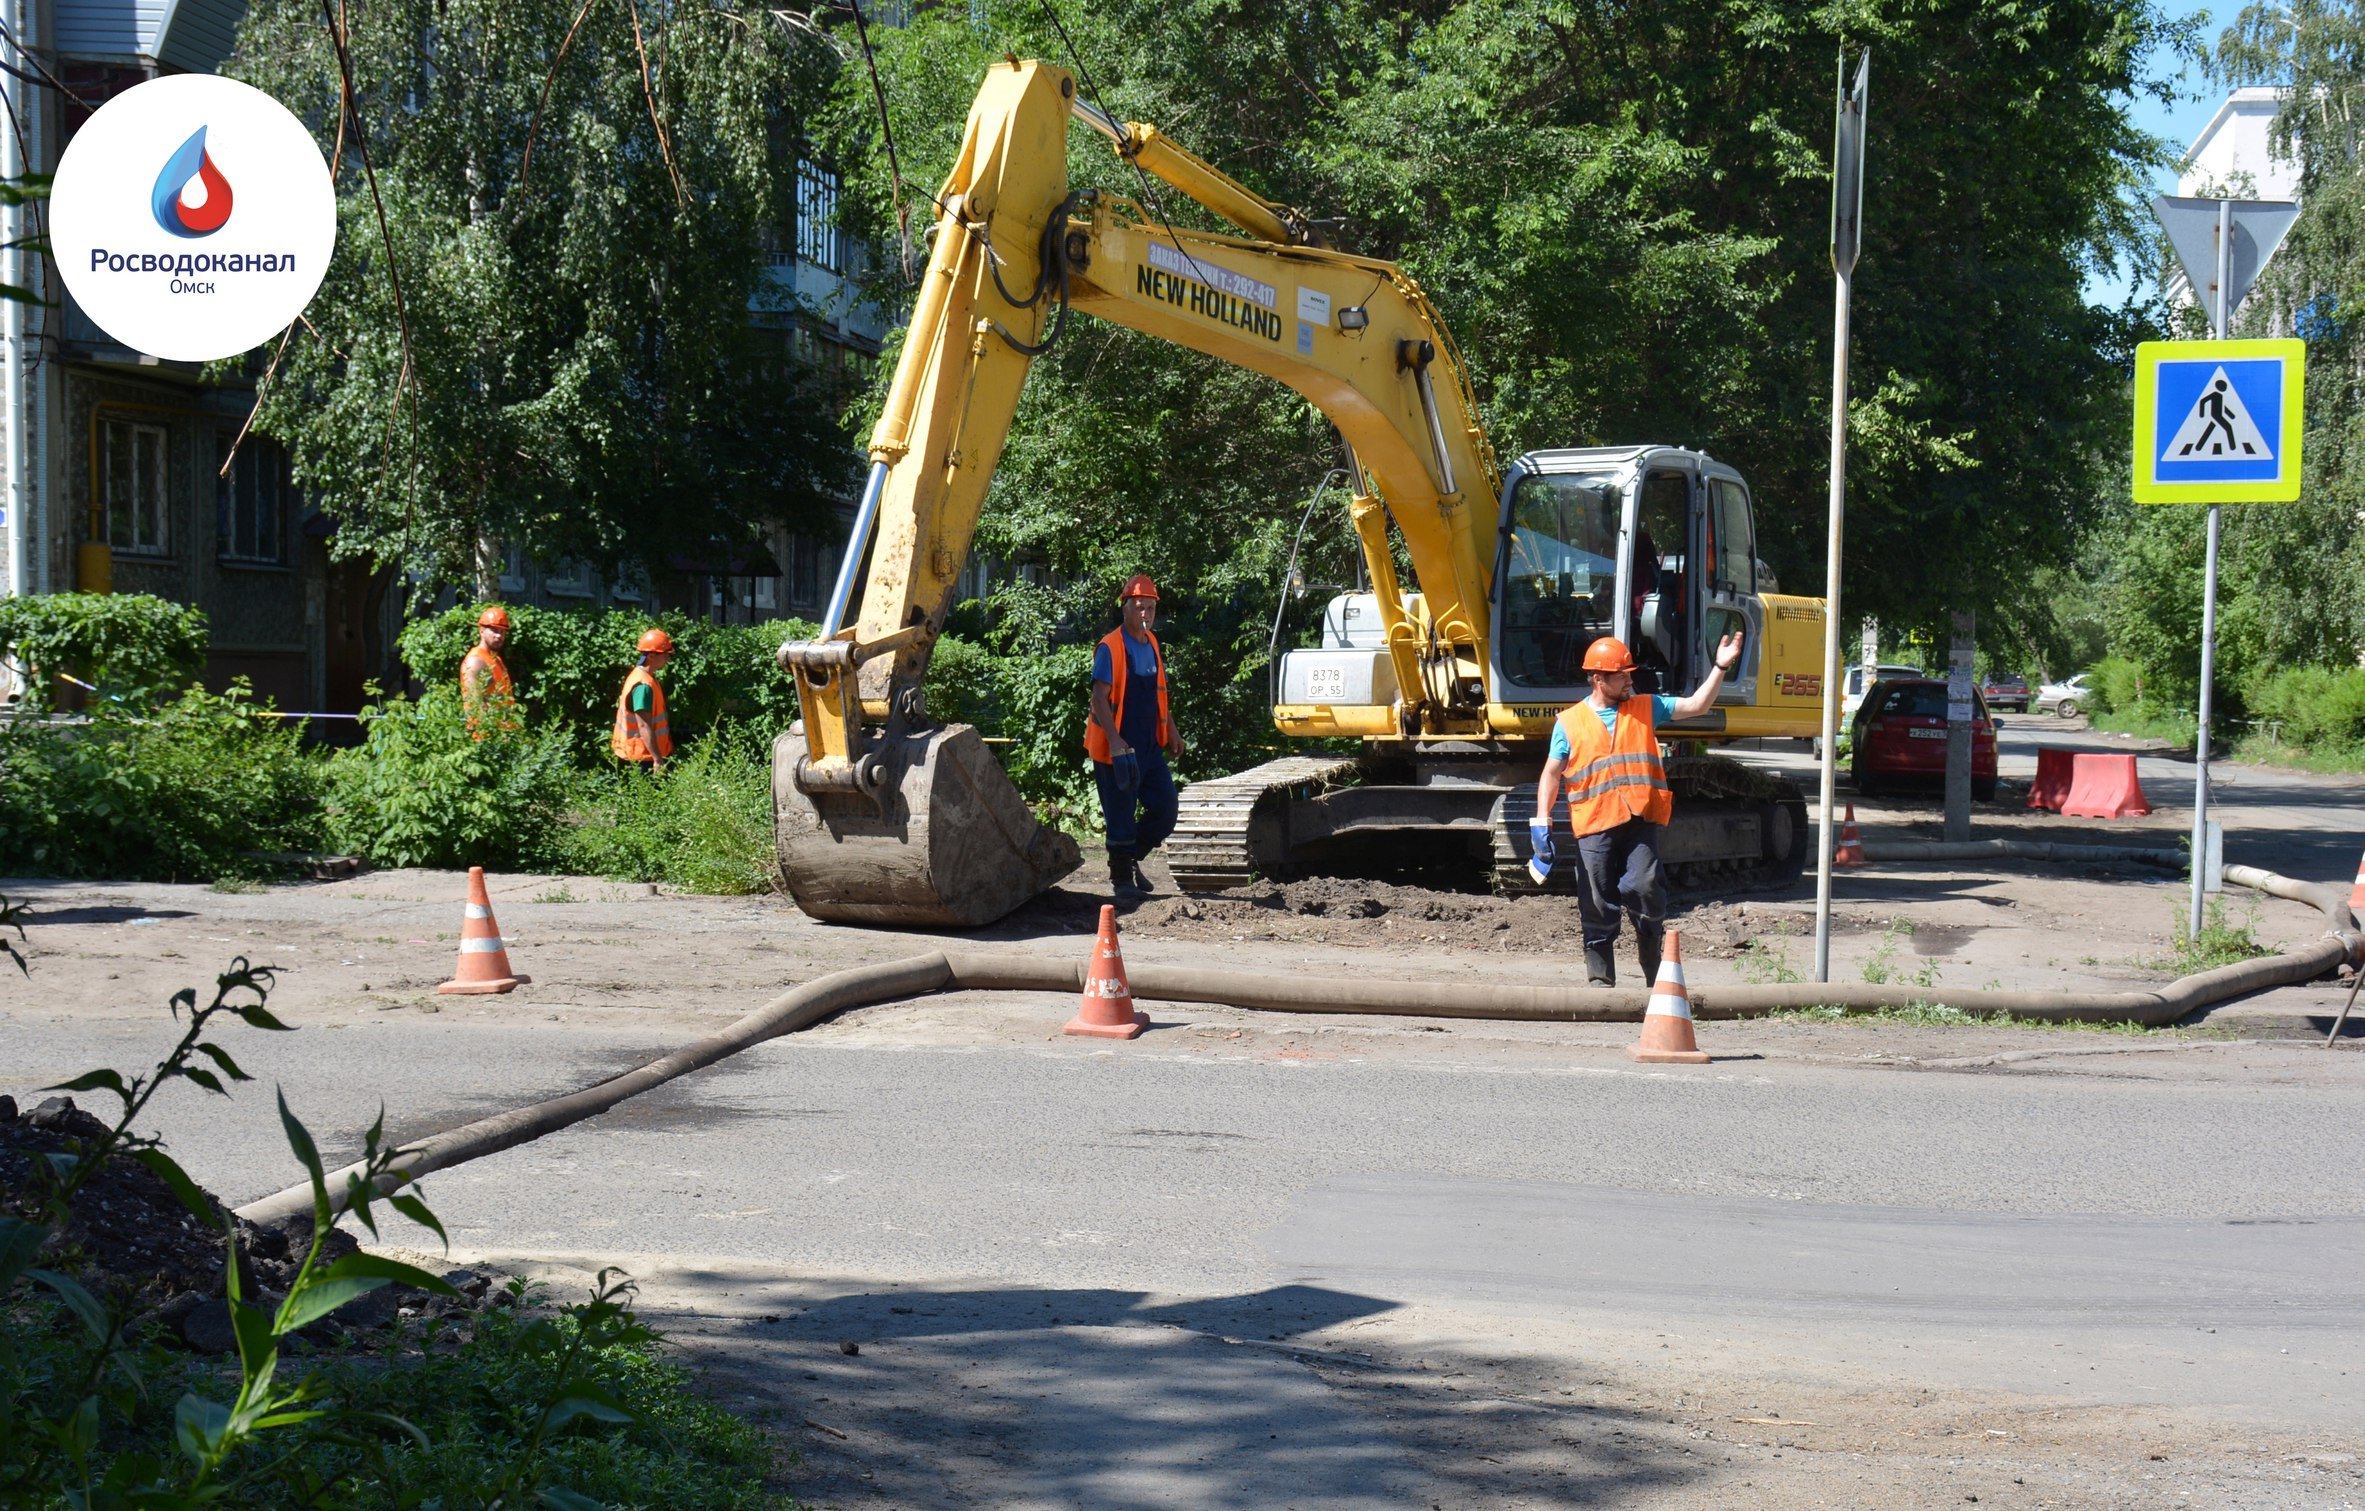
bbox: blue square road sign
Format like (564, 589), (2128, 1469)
(2132, 339), (2304, 504)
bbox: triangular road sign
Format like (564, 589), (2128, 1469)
(2151, 196), (2300, 325)
(2162, 366), (2273, 462)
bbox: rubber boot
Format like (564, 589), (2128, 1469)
(1583, 944), (1615, 988)
(1109, 853), (1150, 902)
(1636, 926), (1664, 988)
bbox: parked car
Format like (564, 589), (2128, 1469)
(1980, 673), (2032, 712)
(2036, 673), (2090, 717)
(1840, 662), (1926, 721)
(1850, 678), (1998, 800)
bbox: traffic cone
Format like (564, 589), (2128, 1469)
(1628, 928), (1709, 1064)
(436, 866), (529, 995)
(2349, 848), (2365, 915)
(1834, 804), (1867, 867)
(1065, 904), (1147, 1040)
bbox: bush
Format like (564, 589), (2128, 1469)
(2250, 664), (2365, 751)
(326, 686), (578, 870)
(0, 684), (326, 880)
(0, 592), (207, 711)
(2088, 655), (2142, 716)
(563, 723), (776, 894)
(399, 605), (816, 759)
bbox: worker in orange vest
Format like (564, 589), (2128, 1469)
(611, 627), (675, 771)
(1085, 573), (1186, 900)
(460, 605), (517, 738)
(1530, 630), (1744, 986)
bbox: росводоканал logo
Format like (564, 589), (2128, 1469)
(149, 126), (234, 239)
(53, 75), (333, 362)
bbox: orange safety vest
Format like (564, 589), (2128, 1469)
(1083, 627), (1171, 764)
(611, 664), (673, 763)
(1554, 695), (1673, 834)
(460, 645), (513, 713)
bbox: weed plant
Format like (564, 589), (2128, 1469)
(2158, 896), (2269, 975)
(0, 685), (326, 881)
(563, 724), (775, 895)
(326, 687), (578, 871)
(1765, 1001), (2155, 1035)
(0, 895), (792, 1509)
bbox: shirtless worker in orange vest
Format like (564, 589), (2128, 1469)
(1529, 631), (1744, 987)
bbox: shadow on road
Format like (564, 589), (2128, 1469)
(650, 1275), (1708, 1509)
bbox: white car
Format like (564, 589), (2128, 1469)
(2036, 673), (2090, 717)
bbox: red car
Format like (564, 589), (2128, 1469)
(1850, 678), (1998, 800)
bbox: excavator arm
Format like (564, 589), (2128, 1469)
(775, 58), (1506, 925)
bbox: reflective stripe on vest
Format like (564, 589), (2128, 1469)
(612, 664), (672, 762)
(1555, 696), (1672, 833)
(1082, 627), (1171, 764)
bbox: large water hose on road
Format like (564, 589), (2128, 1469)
(235, 869), (2362, 1233)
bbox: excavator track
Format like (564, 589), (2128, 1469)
(1167, 755), (1362, 893)
(1489, 752), (1809, 898)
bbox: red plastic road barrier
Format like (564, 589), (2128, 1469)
(2028, 747), (2077, 811)
(2059, 752), (2152, 819)
(1065, 904), (1148, 1040)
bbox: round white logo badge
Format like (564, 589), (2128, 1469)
(51, 75), (336, 363)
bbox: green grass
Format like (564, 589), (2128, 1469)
(534, 884), (582, 904)
(2227, 730), (2365, 777)
(2151, 895), (2270, 975)
(207, 876), (264, 894)
(4, 1285), (801, 1510)
(1762, 1001), (2159, 1035)
(2089, 705), (2197, 745)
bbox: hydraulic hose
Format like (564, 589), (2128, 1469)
(235, 868), (2363, 1231)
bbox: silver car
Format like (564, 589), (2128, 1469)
(2036, 673), (2090, 717)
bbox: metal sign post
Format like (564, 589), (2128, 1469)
(2145, 195), (2300, 943)
(1813, 47), (1869, 984)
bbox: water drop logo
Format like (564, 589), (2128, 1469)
(149, 126), (233, 238)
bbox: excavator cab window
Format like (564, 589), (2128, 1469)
(1633, 470), (1692, 692)
(1496, 471), (1620, 690)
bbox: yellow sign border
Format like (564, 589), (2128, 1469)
(2132, 338), (2306, 504)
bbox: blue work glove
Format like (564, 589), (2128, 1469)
(1527, 817), (1556, 886)
(1113, 751), (1141, 795)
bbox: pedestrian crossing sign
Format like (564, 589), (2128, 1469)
(2133, 338), (2305, 503)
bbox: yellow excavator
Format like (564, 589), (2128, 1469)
(773, 59), (1831, 926)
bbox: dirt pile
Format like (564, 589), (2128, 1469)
(1, 1093), (494, 1352)
(1107, 877), (1777, 958)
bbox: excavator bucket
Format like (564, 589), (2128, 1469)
(773, 722), (1082, 927)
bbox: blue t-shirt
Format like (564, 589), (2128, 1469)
(1548, 695), (1678, 761)
(1092, 633), (1163, 751)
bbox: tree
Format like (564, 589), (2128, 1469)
(222, 0), (856, 589)
(2214, 0), (2365, 672)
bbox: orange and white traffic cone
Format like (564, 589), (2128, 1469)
(2348, 847), (2365, 914)
(1834, 804), (1867, 867)
(1628, 928), (1709, 1064)
(1065, 904), (1148, 1040)
(436, 866), (528, 996)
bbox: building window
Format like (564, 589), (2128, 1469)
(796, 158), (844, 273)
(609, 568), (643, 603)
(545, 557), (597, 598)
(104, 419), (169, 555)
(215, 433), (287, 564)
(784, 533), (827, 610)
(498, 544), (527, 592)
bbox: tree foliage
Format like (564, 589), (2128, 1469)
(823, 0), (2184, 702)
(222, 0), (857, 586)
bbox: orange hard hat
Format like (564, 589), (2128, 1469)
(1118, 573), (1160, 603)
(637, 627), (675, 655)
(477, 605), (510, 630)
(1582, 637), (1637, 674)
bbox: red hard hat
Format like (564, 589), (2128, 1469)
(477, 605), (510, 630)
(1582, 637), (1636, 674)
(1118, 573), (1160, 603)
(637, 627), (675, 655)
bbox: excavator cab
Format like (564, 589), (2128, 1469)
(1487, 446), (1763, 716)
